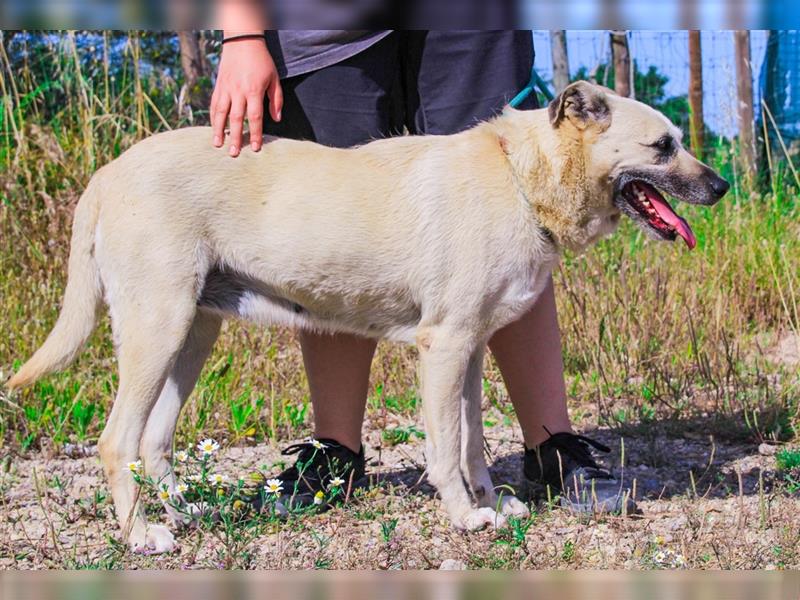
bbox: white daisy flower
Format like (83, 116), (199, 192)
(313, 491), (325, 505)
(210, 473), (229, 486)
(197, 438), (220, 457)
(310, 439), (327, 451)
(329, 476), (345, 488)
(126, 460), (142, 474)
(158, 489), (171, 501)
(176, 482), (189, 494)
(175, 450), (189, 463)
(264, 478), (283, 495)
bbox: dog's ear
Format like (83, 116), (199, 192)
(548, 81), (611, 131)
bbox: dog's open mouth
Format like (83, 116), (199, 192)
(621, 181), (696, 249)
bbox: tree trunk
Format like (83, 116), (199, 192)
(550, 30), (570, 94)
(610, 30), (632, 98)
(688, 30), (705, 158)
(178, 31), (210, 120)
(734, 30), (757, 181)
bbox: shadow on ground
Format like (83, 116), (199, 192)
(367, 417), (784, 506)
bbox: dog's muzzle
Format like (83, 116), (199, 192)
(612, 164), (730, 250)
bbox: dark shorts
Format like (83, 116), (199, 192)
(264, 31), (537, 148)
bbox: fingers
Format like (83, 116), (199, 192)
(211, 92), (231, 148)
(227, 96), (246, 157)
(210, 93), (268, 156)
(267, 76), (284, 124)
(246, 94), (264, 152)
(210, 76), (280, 156)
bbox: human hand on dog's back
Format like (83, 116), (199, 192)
(211, 1), (283, 157)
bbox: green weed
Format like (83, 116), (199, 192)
(382, 425), (425, 446)
(776, 447), (800, 472)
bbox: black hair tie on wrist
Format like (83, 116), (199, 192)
(221, 33), (267, 45)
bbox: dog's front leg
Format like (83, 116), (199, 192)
(460, 347), (529, 520)
(459, 347), (495, 504)
(418, 326), (505, 531)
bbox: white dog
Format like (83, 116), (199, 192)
(8, 81), (728, 552)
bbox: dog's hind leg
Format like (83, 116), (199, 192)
(97, 293), (197, 554)
(460, 348), (529, 519)
(139, 309), (221, 526)
(418, 326), (504, 531)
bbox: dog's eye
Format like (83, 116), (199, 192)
(652, 136), (674, 152)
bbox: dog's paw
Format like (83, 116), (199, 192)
(500, 495), (530, 518)
(130, 524), (177, 554)
(457, 507), (507, 531)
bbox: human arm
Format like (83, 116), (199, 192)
(211, 0), (283, 156)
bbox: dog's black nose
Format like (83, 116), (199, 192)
(709, 174), (730, 198)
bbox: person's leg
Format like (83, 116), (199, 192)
(299, 332), (375, 452)
(487, 277), (573, 447)
(264, 36), (399, 455)
(408, 31), (569, 445)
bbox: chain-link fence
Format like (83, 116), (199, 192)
(532, 30), (798, 156)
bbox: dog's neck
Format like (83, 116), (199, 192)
(490, 108), (610, 253)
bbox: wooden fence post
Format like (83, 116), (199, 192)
(734, 30), (757, 180)
(688, 30), (705, 158)
(610, 30), (632, 98)
(550, 30), (570, 94)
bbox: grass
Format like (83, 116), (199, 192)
(0, 31), (799, 570)
(777, 447), (800, 472)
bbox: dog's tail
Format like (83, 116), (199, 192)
(7, 175), (104, 389)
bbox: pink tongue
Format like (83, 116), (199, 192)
(646, 191), (697, 250)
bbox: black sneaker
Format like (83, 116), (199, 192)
(524, 431), (637, 515)
(247, 438), (366, 513)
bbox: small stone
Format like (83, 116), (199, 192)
(669, 517), (688, 531)
(759, 443), (778, 456)
(439, 559), (466, 570)
(62, 443), (98, 458)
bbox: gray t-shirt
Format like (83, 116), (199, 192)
(265, 31), (392, 79)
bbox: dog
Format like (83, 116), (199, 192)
(7, 81), (728, 553)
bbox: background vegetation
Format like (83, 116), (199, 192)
(1, 31), (798, 457)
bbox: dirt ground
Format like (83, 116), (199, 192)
(2, 413), (799, 570)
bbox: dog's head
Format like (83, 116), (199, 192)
(545, 80), (729, 250)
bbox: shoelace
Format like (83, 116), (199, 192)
(281, 441), (329, 458)
(279, 440), (337, 479)
(543, 430), (613, 480)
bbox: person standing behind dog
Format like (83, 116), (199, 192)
(211, 9), (636, 515)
